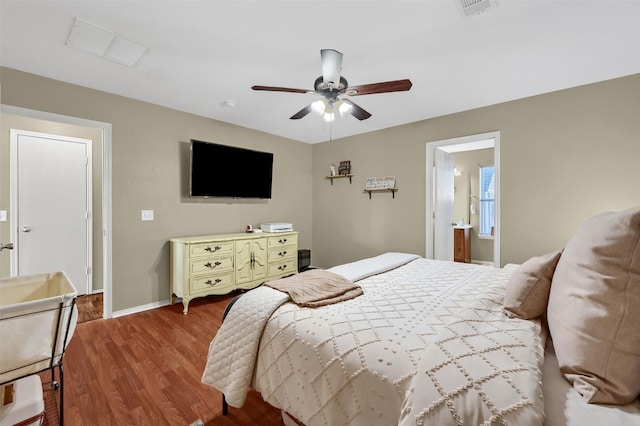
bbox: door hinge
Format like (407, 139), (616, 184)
(86, 266), (91, 275)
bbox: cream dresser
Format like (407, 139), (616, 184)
(170, 231), (298, 314)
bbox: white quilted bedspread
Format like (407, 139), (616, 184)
(201, 285), (290, 407)
(398, 278), (545, 425)
(202, 256), (545, 426)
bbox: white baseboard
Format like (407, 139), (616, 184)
(112, 299), (172, 318)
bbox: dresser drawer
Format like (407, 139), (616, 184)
(190, 241), (234, 258)
(190, 256), (234, 275)
(268, 245), (296, 261)
(268, 259), (297, 278)
(268, 234), (298, 248)
(171, 231), (297, 314)
(190, 273), (234, 294)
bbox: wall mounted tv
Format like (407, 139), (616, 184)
(189, 139), (274, 199)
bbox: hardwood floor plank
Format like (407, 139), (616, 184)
(132, 388), (173, 426)
(40, 293), (282, 425)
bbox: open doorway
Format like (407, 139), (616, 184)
(425, 131), (500, 267)
(1, 104), (113, 318)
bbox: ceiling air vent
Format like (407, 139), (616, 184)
(460, 0), (494, 16)
(66, 17), (148, 67)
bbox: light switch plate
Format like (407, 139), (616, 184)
(0, 210), (6, 222)
(141, 210), (154, 221)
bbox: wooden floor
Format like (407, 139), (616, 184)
(41, 293), (283, 425)
(75, 293), (104, 323)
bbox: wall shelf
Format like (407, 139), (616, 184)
(364, 188), (398, 199)
(326, 174), (353, 185)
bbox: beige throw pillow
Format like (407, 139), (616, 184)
(547, 206), (640, 405)
(503, 250), (562, 319)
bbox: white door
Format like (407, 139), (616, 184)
(11, 130), (92, 295)
(433, 148), (454, 261)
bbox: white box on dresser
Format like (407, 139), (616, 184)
(260, 222), (293, 232)
(170, 231), (298, 314)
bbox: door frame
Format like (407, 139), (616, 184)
(425, 131), (501, 267)
(10, 129), (93, 295)
(2, 104), (113, 318)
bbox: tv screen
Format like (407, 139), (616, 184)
(190, 140), (273, 198)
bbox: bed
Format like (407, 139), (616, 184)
(202, 207), (640, 425)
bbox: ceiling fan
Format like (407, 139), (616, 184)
(252, 49), (412, 122)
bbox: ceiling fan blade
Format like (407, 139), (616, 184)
(347, 79), (412, 96)
(320, 49), (343, 88)
(252, 85), (309, 94)
(341, 99), (372, 121)
(290, 104), (313, 120)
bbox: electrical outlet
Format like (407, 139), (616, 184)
(141, 210), (154, 221)
(0, 211), (6, 222)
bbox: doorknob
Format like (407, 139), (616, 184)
(0, 242), (13, 251)
(22, 226), (31, 233)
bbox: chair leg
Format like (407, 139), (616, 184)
(59, 364), (65, 425)
(222, 394), (228, 415)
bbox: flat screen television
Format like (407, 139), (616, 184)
(189, 140), (273, 198)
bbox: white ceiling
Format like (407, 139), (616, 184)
(1, 1), (639, 144)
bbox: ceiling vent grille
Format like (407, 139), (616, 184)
(66, 17), (148, 67)
(460, 0), (494, 16)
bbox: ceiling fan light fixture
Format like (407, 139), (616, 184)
(338, 100), (353, 117)
(323, 104), (335, 122)
(311, 99), (326, 115)
(253, 49), (410, 123)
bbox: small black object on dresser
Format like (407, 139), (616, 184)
(298, 249), (310, 272)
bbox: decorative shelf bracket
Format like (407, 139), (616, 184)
(326, 174), (353, 185)
(364, 188), (398, 199)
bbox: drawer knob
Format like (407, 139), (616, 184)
(205, 245), (222, 253)
(204, 261), (222, 269)
(205, 278), (222, 286)
(278, 238), (288, 244)
(278, 265), (287, 271)
(278, 251), (287, 257)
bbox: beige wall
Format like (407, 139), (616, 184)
(312, 73), (640, 268)
(3, 67), (638, 310)
(312, 126), (427, 267)
(1, 67), (313, 313)
(0, 114), (104, 291)
(453, 148), (494, 263)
